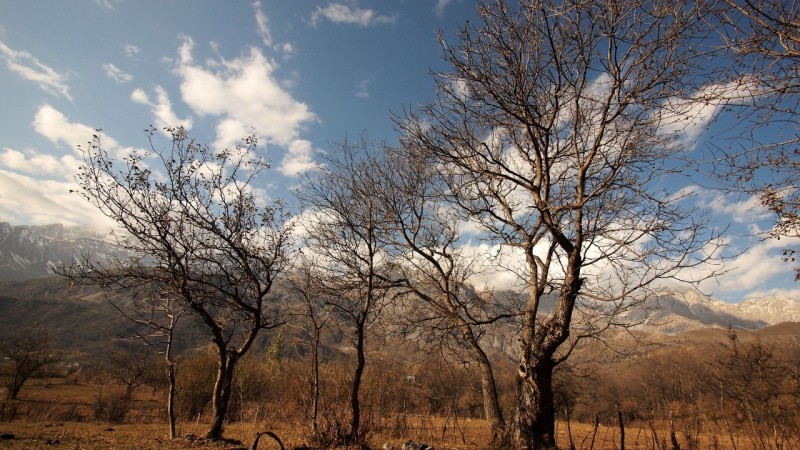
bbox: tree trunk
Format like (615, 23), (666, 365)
(8, 374), (23, 400)
(165, 325), (178, 440)
(349, 319), (366, 442)
(205, 352), (237, 440)
(311, 327), (321, 436)
(479, 356), (506, 441)
(167, 360), (177, 439)
(513, 356), (557, 450)
(465, 332), (506, 441)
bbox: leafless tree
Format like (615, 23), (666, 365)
(103, 345), (161, 396)
(379, 146), (510, 441)
(397, 0), (723, 447)
(710, 328), (799, 449)
(284, 256), (334, 437)
(0, 330), (60, 400)
(707, 0), (800, 276)
(87, 286), (188, 438)
(61, 127), (292, 440)
(297, 136), (396, 444)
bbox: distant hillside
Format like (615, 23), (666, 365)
(627, 290), (800, 334)
(0, 222), (121, 282)
(0, 276), (214, 359)
(2, 222), (800, 362)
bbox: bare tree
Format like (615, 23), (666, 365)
(0, 330), (60, 400)
(90, 287), (188, 438)
(284, 256), (333, 437)
(297, 136), (395, 444)
(710, 328), (799, 449)
(379, 146), (510, 441)
(103, 345), (161, 396)
(707, 0), (800, 276)
(62, 127), (292, 440)
(398, 0), (722, 447)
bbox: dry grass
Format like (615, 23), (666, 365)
(0, 378), (787, 449)
(0, 418), (751, 449)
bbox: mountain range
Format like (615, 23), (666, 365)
(1, 222), (798, 337)
(0, 222), (120, 282)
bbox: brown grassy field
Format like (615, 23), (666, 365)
(0, 377), (789, 449)
(0, 418), (767, 449)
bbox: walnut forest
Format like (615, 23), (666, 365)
(1, 1), (799, 449)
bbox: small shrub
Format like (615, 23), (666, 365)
(93, 386), (132, 423)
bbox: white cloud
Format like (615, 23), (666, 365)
(252, 2), (296, 59)
(93, 0), (120, 10)
(0, 147), (81, 178)
(9, 106), (145, 229)
(687, 185), (771, 224)
(130, 85), (193, 131)
(32, 104), (97, 149)
(213, 118), (250, 152)
(253, 1), (273, 47)
(700, 234), (800, 297)
(0, 169), (115, 228)
(275, 42), (296, 58)
(0, 41), (72, 100)
(102, 62), (133, 83)
(311, 3), (396, 27)
(356, 79), (370, 99)
(658, 79), (759, 148)
(434, 0), (454, 17)
(279, 139), (318, 176)
(123, 44), (140, 57)
(743, 287), (800, 301)
(173, 36), (316, 150)
(32, 104), (134, 160)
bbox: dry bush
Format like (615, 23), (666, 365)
(175, 350), (215, 420)
(710, 330), (800, 448)
(93, 385), (132, 423)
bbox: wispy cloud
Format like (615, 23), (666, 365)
(102, 62), (133, 83)
(434, 0), (454, 17)
(93, 0), (120, 10)
(131, 86), (192, 131)
(356, 79), (370, 99)
(123, 44), (140, 57)
(252, 2), (296, 58)
(253, 1), (273, 47)
(0, 41), (72, 100)
(311, 3), (396, 27)
(703, 233), (800, 297)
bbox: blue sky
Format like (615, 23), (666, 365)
(0, 0), (797, 303)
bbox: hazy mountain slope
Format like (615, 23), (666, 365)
(0, 222), (120, 282)
(626, 290), (800, 334)
(0, 276), (213, 358)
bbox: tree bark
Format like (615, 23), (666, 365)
(463, 328), (506, 441)
(166, 317), (178, 440)
(349, 318), (367, 442)
(311, 327), (321, 436)
(478, 355), (505, 439)
(205, 352), (238, 440)
(513, 356), (557, 450)
(167, 360), (177, 439)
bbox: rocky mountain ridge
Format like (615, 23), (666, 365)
(1, 222), (798, 334)
(0, 222), (118, 282)
(632, 290), (800, 334)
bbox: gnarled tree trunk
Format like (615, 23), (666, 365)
(205, 352), (238, 440)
